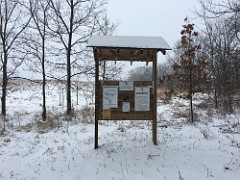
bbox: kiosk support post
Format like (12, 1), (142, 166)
(94, 50), (99, 149)
(152, 54), (157, 145)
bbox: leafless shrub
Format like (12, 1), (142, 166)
(195, 102), (210, 109)
(158, 89), (176, 103)
(164, 89), (174, 100)
(80, 105), (94, 124)
(20, 122), (35, 132)
(173, 108), (202, 123)
(221, 115), (240, 135)
(199, 126), (215, 140)
(173, 110), (189, 119)
(35, 111), (62, 133)
(0, 115), (6, 135)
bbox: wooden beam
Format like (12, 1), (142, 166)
(94, 50), (99, 149)
(152, 55), (157, 145)
(95, 48), (158, 61)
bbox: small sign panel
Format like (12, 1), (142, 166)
(134, 87), (150, 111)
(103, 108), (111, 119)
(103, 86), (118, 108)
(122, 102), (130, 112)
(119, 81), (133, 91)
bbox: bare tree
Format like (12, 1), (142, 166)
(0, 0), (31, 116)
(71, 13), (122, 81)
(198, 0), (240, 41)
(127, 66), (152, 81)
(197, 2), (240, 113)
(25, 0), (51, 121)
(97, 14), (121, 80)
(158, 61), (176, 92)
(47, 0), (106, 115)
(205, 19), (238, 113)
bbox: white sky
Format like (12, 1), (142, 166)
(107, 0), (202, 49)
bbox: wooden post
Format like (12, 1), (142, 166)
(94, 49), (99, 149)
(152, 54), (157, 145)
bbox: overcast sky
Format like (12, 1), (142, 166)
(107, 0), (202, 48)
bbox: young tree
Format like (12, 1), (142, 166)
(47, 0), (106, 115)
(0, 0), (31, 116)
(27, 0), (51, 121)
(173, 18), (208, 122)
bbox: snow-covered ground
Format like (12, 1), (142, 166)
(0, 81), (239, 180)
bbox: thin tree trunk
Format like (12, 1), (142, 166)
(42, 37), (46, 121)
(213, 80), (218, 109)
(66, 53), (71, 115)
(1, 50), (8, 116)
(189, 65), (194, 122)
(66, 0), (74, 115)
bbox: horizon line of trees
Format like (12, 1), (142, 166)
(1, 0), (239, 124)
(0, 0), (121, 122)
(127, 0), (240, 118)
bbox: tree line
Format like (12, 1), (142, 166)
(0, 0), (120, 120)
(128, 0), (240, 120)
(1, 0), (239, 123)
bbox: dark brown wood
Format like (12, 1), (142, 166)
(94, 49), (99, 149)
(152, 54), (157, 145)
(95, 48), (158, 61)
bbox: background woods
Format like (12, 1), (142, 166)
(0, 0), (239, 119)
(1, 0), (119, 118)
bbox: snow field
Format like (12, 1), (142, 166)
(0, 81), (239, 180)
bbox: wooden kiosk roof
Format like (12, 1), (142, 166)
(87, 35), (171, 61)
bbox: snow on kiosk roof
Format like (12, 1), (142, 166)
(87, 35), (171, 50)
(87, 36), (171, 62)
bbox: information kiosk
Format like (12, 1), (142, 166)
(87, 36), (171, 148)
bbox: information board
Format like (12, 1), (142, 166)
(134, 87), (150, 111)
(102, 86), (118, 108)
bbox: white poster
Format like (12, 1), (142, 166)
(134, 87), (150, 111)
(119, 81), (133, 91)
(122, 102), (130, 112)
(103, 86), (118, 108)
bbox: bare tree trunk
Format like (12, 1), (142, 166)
(66, 0), (74, 115)
(42, 37), (47, 121)
(28, 0), (50, 121)
(66, 52), (72, 115)
(0, 0), (31, 116)
(189, 65), (194, 122)
(48, 0), (113, 114)
(1, 50), (8, 116)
